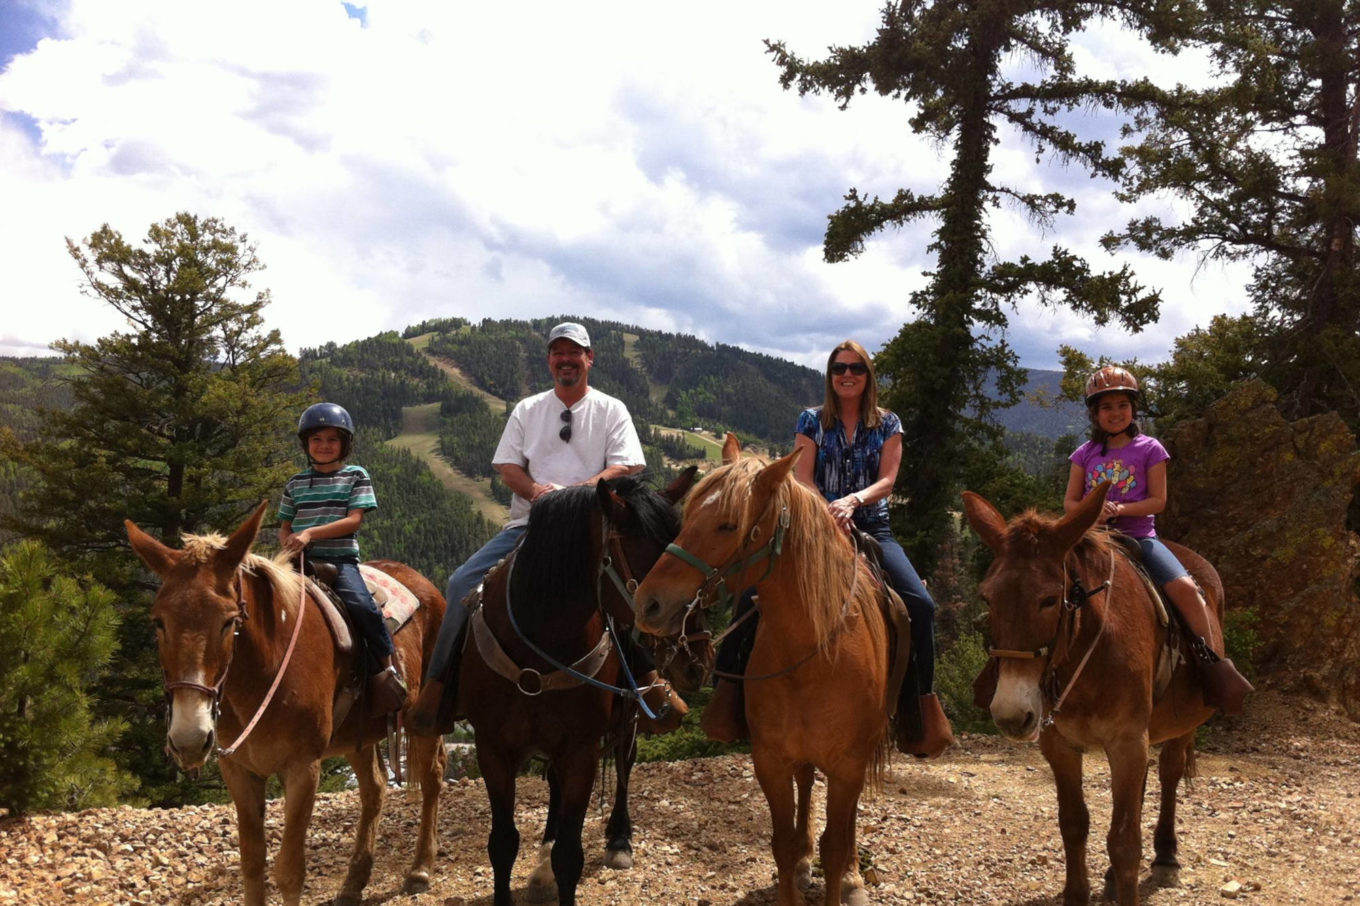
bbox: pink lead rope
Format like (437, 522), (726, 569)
(217, 552), (308, 758)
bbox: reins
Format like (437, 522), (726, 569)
(493, 510), (671, 718)
(987, 550), (1116, 728)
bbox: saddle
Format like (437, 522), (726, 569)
(301, 562), (423, 727)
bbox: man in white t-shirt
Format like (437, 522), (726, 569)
(409, 322), (685, 734)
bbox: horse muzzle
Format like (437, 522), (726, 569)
(165, 696), (217, 770)
(989, 674), (1044, 743)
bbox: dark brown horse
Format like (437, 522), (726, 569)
(963, 484), (1222, 906)
(635, 436), (892, 906)
(461, 470), (697, 906)
(125, 501), (446, 906)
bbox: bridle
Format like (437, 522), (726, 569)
(662, 499), (791, 617)
(661, 495), (863, 683)
(986, 550), (1116, 728)
(161, 558), (308, 760)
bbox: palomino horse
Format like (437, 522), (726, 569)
(635, 435), (892, 906)
(963, 484), (1222, 906)
(463, 469), (697, 906)
(125, 502), (446, 906)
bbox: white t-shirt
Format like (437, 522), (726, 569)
(493, 386), (646, 526)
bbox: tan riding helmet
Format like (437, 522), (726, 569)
(1084, 365), (1140, 405)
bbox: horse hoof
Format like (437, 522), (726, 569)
(403, 871), (432, 895)
(523, 879), (557, 903)
(795, 857), (813, 890)
(1150, 864), (1181, 888)
(843, 887), (870, 906)
(603, 847), (634, 871)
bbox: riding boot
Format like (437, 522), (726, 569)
(700, 678), (747, 743)
(636, 670), (687, 734)
(369, 664), (409, 714)
(406, 678), (446, 737)
(1168, 579), (1254, 716)
(900, 693), (955, 758)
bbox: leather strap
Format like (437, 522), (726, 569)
(470, 603), (613, 695)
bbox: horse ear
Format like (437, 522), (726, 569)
(126, 518), (182, 577)
(752, 449), (798, 502)
(663, 465), (699, 504)
(721, 433), (741, 464)
(220, 500), (269, 575)
(962, 491), (1009, 553)
(1052, 481), (1109, 551)
(596, 480), (627, 523)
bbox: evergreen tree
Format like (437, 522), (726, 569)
(766, 0), (1167, 567)
(0, 212), (309, 804)
(1106, 0), (1360, 428)
(0, 540), (138, 814)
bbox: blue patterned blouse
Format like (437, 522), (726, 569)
(796, 406), (901, 527)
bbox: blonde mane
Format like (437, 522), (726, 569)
(694, 456), (879, 650)
(178, 531), (305, 603)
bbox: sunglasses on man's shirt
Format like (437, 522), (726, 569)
(830, 362), (869, 376)
(560, 408), (572, 442)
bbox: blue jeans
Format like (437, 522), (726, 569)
(426, 523), (526, 681)
(1138, 536), (1190, 587)
(859, 519), (938, 693)
(321, 559), (394, 661)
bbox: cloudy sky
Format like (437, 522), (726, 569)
(0, 0), (1247, 370)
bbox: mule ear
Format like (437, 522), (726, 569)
(220, 501), (269, 576)
(663, 465), (699, 504)
(1052, 481), (1109, 552)
(962, 491), (1008, 554)
(721, 432), (741, 464)
(126, 519), (182, 577)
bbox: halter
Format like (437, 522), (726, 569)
(987, 550), (1115, 728)
(662, 500), (791, 615)
(161, 557), (308, 760)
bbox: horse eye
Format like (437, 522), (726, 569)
(151, 617), (165, 633)
(717, 522), (738, 533)
(1039, 595), (1059, 609)
(221, 618), (237, 636)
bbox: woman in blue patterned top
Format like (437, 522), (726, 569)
(796, 340), (950, 756)
(702, 341), (953, 757)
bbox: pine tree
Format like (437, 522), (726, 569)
(766, 0), (1170, 567)
(0, 540), (138, 814)
(0, 212), (310, 804)
(1106, 0), (1360, 427)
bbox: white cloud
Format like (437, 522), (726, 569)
(0, 0), (1245, 373)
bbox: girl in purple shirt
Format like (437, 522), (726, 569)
(1064, 365), (1252, 715)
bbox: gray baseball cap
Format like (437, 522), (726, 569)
(547, 322), (591, 349)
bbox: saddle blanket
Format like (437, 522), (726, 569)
(307, 566), (423, 654)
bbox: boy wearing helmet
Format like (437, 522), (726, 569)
(1064, 366), (1253, 715)
(278, 402), (407, 712)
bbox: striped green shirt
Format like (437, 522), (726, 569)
(277, 465), (377, 561)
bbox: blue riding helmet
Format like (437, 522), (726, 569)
(297, 402), (355, 462)
(297, 402), (355, 438)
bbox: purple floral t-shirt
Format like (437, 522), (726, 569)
(1068, 434), (1169, 539)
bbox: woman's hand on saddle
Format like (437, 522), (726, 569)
(1102, 500), (1123, 521)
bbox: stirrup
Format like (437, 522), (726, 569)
(1191, 635), (1221, 665)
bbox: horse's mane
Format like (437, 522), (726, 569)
(513, 476), (679, 614)
(178, 531), (305, 605)
(695, 457), (865, 648)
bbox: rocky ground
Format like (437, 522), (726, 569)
(3, 690), (1358, 905)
